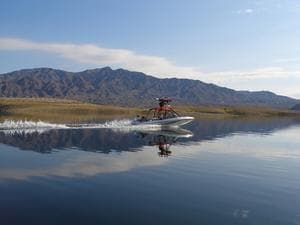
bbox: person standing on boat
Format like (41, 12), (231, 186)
(157, 98), (174, 119)
(158, 100), (165, 119)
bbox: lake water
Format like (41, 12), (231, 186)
(1, 118), (300, 225)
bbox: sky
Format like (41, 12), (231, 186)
(0, 0), (300, 98)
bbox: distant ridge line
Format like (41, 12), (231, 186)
(0, 67), (299, 108)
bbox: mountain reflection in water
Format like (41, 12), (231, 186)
(1, 118), (300, 225)
(0, 118), (298, 154)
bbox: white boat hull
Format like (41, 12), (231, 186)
(132, 116), (194, 127)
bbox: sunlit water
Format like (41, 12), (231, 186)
(0, 118), (300, 225)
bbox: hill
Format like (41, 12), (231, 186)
(0, 98), (142, 122)
(291, 104), (300, 110)
(0, 67), (299, 108)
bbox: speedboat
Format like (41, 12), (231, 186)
(132, 116), (194, 127)
(132, 98), (194, 127)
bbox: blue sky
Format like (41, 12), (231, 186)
(1, 0), (300, 98)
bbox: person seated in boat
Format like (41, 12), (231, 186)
(136, 115), (141, 121)
(136, 115), (147, 122)
(158, 111), (165, 120)
(156, 101), (164, 119)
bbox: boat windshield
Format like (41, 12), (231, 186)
(148, 106), (179, 120)
(138, 98), (181, 121)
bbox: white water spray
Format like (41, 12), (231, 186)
(0, 119), (161, 134)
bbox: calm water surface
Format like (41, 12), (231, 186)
(1, 118), (300, 225)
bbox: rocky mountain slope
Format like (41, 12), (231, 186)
(0, 67), (299, 108)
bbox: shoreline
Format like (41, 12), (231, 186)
(1, 97), (300, 123)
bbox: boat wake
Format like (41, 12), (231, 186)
(0, 119), (161, 134)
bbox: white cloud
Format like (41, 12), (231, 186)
(0, 37), (300, 98)
(0, 37), (200, 78)
(201, 67), (300, 98)
(236, 8), (253, 14)
(1, 37), (300, 81)
(205, 67), (300, 81)
(275, 57), (300, 63)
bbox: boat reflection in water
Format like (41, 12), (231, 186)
(1, 118), (300, 225)
(0, 125), (193, 156)
(135, 128), (193, 157)
(0, 117), (299, 155)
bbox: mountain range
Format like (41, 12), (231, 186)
(0, 67), (299, 108)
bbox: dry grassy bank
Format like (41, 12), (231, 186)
(177, 105), (300, 118)
(0, 98), (299, 123)
(0, 98), (143, 123)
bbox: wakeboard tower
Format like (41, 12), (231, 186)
(132, 97), (194, 127)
